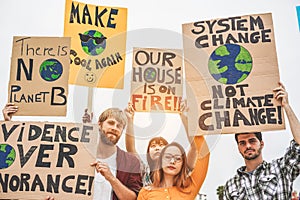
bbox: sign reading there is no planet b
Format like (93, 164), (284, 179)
(8, 36), (71, 116)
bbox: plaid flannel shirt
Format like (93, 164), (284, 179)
(224, 140), (300, 200)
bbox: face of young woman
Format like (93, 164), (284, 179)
(161, 146), (183, 176)
(149, 140), (166, 161)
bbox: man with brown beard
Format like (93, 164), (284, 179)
(224, 82), (300, 199)
(90, 107), (142, 200)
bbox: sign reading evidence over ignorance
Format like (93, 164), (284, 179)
(182, 13), (285, 135)
(0, 121), (98, 199)
(8, 36), (71, 116)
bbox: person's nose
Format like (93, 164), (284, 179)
(169, 157), (175, 164)
(246, 142), (252, 148)
(111, 124), (119, 132)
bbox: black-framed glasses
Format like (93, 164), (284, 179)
(162, 153), (182, 163)
(79, 33), (107, 44)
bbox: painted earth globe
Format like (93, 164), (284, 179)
(0, 144), (16, 169)
(39, 58), (63, 82)
(208, 43), (253, 84)
(80, 30), (107, 56)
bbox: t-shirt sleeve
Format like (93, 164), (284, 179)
(128, 158), (143, 195)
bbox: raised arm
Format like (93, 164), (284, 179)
(2, 103), (18, 121)
(274, 82), (300, 144)
(179, 99), (197, 170)
(82, 108), (93, 123)
(125, 103), (139, 155)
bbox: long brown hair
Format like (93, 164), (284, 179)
(152, 142), (192, 191)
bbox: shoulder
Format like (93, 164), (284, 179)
(225, 172), (241, 188)
(224, 175), (240, 196)
(117, 146), (139, 159)
(138, 186), (152, 196)
(116, 146), (141, 172)
(143, 186), (153, 191)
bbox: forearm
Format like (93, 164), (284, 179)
(284, 104), (300, 144)
(125, 118), (138, 154)
(187, 143), (197, 170)
(180, 111), (197, 169)
(108, 176), (137, 200)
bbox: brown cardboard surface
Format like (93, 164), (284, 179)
(0, 121), (98, 199)
(182, 13), (285, 135)
(131, 48), (183, 113)
(8, 36), (71, 116)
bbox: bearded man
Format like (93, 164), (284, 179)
(224, 82), (300, 199)
(90, 108), (142, 200)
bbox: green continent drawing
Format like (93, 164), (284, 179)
(208, 43), (253, 84)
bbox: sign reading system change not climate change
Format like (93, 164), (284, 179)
(182, 13), (285, 135)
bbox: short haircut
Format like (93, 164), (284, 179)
(98, 108), (127, 129)
(235, 132), (262, 143)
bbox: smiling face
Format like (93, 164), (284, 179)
(85, 72), (96, 83)
(237, 133), (264, 161)
(161, 146), (183, 176)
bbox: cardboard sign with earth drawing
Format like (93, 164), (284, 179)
(130, 47), (183, 113)
(0, 121), (98, 199)
(182, 13), (285, 135)
(8, 36), (71, 116)
(64, 0), (127, 89)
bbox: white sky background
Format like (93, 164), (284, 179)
(1, 0), (300, 199)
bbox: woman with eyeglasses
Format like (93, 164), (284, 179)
(137, 140), (209, 200)
(125, 100), (208, 186)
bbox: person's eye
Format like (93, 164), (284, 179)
(117, 124), (122, 129)
(175, 156), (182, 162)
(239, 142), (246, 146)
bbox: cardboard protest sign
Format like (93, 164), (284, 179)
(8, 36), (71, 116)
(0, 121), (98, 199)
(64, 0), (127, 89)
(131, 48), (183, 113)
(182, 13), (285, 135)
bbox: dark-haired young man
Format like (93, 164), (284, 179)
(224, 82), (300, 199)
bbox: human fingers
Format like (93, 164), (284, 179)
(90, 161), (98, 167)
(5, 103), (15, 107)
(180, 99), (189, 112)
(273, 82), (286, 92)
(44, 196), (55, 200)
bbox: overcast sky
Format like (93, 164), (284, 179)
(1, 0), (300, 199)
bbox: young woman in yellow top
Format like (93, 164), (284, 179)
(137, 137), (209, 200)
(125, 101), (201, 186)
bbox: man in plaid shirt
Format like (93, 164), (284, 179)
(224, 82), (300, 199)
